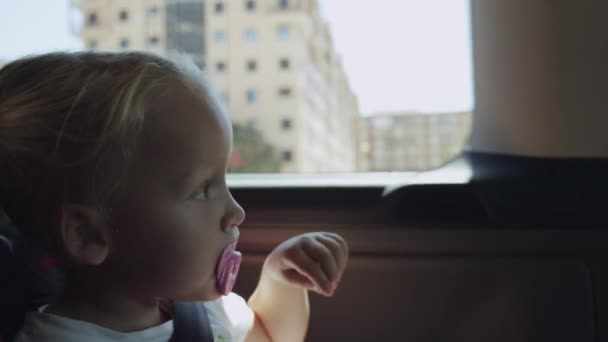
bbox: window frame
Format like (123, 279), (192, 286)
(86, 12), (98, 26)
(119, 37), (129, 49)
(118, 9), (129, 22)
(279, 58), (290, 70)
(87, 40), (98, 50)
(282, 150), (293, 162)
(147, 36), (160, 48)
(147, 6), (159, 16)
(215, 2), (225, 13)
(214, 30), (226, 43)
(246, 59), (258, 72)
(278, 86), (292, 99)
(216, 61), (227, 72)
(246, 88), (258, 104)
(277, 24), (289, 41)
(245, 28), (258, 42)
(281, 118), (292, 130)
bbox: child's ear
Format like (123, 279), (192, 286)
(59, 204), (110, 266)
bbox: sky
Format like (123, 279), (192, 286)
(0, 0), (473, 114)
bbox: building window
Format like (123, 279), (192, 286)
(277, 25), (289, 41)
(248, 118), (260, 130)
(147, 36), (160, 48)
(118, 9), (129, 22)
(119, 38), (129, 49)
(87, 40), (97, 50)
(282, 150), (292, 162)
(281, 118), (292, 130)
(220, 90), (229, 105)
(245, 28), (257, 42)
(246, 0), (256, 11)
(215, 30), (226, 43)
(147, 6), (158, 16)
(278, 87), (292, 98)
(175, 22), (196, 32)
(279, 58), (290, 70)
(215, 2), (224, 13)
(247, 89), (257, 103)
(246, 60), (257, 72)
(87, 12), (98, 26)
(279, 0), (289, 10)
(216, 61), (226, 72)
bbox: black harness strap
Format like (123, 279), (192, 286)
(170, 301), (214, 342)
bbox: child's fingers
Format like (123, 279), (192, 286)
(286, 246), (333, 295)
(315, 235), (346, 284)
(323, 233), (349, 262)
(302, 239), (338, 288)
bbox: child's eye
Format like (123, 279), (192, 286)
(191, 182), (211, 201)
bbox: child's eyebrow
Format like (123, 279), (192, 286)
(170, 161), (215, 192)
(186, 163), (215, 182)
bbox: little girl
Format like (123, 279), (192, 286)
(0, 52), (348, 342)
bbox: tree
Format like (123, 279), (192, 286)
(229, 123), (282, 173)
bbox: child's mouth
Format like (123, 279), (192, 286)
(215, 234), (242, 295)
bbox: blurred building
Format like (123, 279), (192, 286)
(359, 111), (472, 171)
(70, 0), (204, 66)
(71, 0), (360, 173)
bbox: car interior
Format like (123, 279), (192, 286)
(2, 0), (608, 341)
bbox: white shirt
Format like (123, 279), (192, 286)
(13, 293), (254, 342)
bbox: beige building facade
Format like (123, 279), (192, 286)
(205, 0), (359, 172)
(72, 0), (360, 173)
(360, 111), (472, 172)
(72, 0), (167, 55)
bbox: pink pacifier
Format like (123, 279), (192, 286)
(215, 235), (242, 295)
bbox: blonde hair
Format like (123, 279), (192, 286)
(0, 51), (198, 244)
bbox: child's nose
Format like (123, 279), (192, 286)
(222, 196), (246, 232)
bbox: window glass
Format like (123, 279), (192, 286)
(0, 0), (472, 174)
(277, 25), (289, 41)
(245, 28), (257, 42)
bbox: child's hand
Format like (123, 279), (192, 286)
(261, 232), (349, 297)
